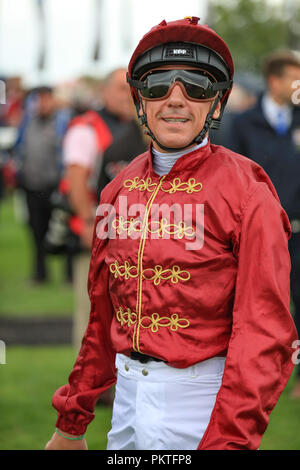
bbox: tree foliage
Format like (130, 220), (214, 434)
(209, 0), (300, 74)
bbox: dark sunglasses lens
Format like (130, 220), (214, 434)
(142, 84), (169, 99)
(185, 82), (216, 99)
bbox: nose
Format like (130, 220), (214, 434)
(165, 82), (186, 106)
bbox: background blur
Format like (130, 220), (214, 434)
(0, 0), (300, 450)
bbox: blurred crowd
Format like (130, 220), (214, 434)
(0, 75), (101, 199)
(0, 73), (140, 282)
(0, 70), (263, 211)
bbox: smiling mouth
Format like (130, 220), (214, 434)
(162, 117), (189, 123)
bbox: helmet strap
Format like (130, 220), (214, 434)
(136, 95), (222, 153)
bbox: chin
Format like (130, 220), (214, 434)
(155, 134), (192, 151)
(161, 141), (192, 151)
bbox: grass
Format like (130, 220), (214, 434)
(0, 346), (112, 450)
(0, 193), (73, 317)
(260, 372), (300, 450)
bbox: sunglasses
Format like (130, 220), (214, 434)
(135, 69), (227, 102)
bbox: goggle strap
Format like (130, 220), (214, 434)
(211, 80), (233, 92)
(127, 75), (146, 91)
(137, 98), (147, 126)
(194, 94), (222, 143)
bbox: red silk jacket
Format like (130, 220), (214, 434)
(53, 141), (298, 449)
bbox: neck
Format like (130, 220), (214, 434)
(268, 91), (289, 107)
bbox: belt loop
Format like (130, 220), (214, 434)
(190, 365), (197, 378)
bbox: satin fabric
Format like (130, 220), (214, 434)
(53, 141), (297, 449)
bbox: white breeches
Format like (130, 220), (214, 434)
(106, 353), (225, 450)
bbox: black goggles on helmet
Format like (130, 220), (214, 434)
(128, 69), (232, 102)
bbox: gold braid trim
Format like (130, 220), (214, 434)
(109, 260), (138, 280)
(110, 260), (191, 286)
(123, 176), (203, 194)
(148, 218), (195, 239)
(161, 177), (203, 194)
(112, 216), (143, 236)
(123, 177), (157, 193)
(140, 312), (190, 332)
(134, 176), (165, 352)
(111, 217), (195, 239)
(143, 264), (191, 285)
(116, 306), (137, 327)
(116, 307), (190, 332)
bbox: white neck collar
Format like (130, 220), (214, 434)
(152, 137), (208, 176)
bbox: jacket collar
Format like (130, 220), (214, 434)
(146, 140), (211, 179)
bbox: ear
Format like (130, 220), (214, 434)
(212, 100), (222, 119)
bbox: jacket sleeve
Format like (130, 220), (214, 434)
(198, 183), (298, 450)
(52, 210), (117, 436)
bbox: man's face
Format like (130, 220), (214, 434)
(269, 65), (300, 105)
(37, 92), (56, 117)
(102, 69), (134, 121)
(142, 71), (221, 152)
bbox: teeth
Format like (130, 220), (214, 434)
(164, 118), (187, 122)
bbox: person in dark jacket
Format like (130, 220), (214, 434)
(97, 117), (149, 201)
(227, 50), (300, 397)
(210, 71), (263, 147)
(16, 86), (71, 283)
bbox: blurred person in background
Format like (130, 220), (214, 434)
(0, 159), (3, 204)
(210, 71), (262, 147)
(97, 115), (150, 200)
(63, 68), (134, 366)
(0, 125), (19, 200)
(0, 76), (24, 206)
(227, 50), (300, 397)
(15, 85), (71, 284)
(0, 76), (24, 127)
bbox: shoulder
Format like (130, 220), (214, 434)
(209, 144), (280, 202)
(64, 123), (96, 142)
(208, 145), (290, 238)
(63, 124), (98, 167)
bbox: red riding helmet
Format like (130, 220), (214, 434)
(127, 17), (234, 151)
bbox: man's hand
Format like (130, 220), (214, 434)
(45, 429), (88, 450)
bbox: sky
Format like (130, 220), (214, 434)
(0, 0), (208, 86)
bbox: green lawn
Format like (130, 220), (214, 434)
(0, 346), (112, 450)
(0, 194), (73, 317)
